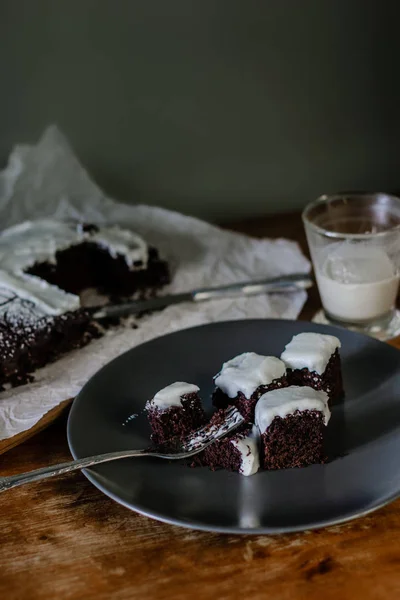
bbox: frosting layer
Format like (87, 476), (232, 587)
(281, 332), (341, 375)
(150, 382), (200, 410)
(215, 352), (286, 399)
(231, 425), (260, 476)
(255, 385), (330, 433)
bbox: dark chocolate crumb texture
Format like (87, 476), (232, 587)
(194, 410), (260, 476)
(255, 386), (330, 470)
(0, 289), (102, 390)
(145, 382), (206, 447)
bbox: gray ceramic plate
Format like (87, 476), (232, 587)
(67, 319), (400, 534)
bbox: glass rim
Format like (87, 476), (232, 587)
(302, 192), (400, 240)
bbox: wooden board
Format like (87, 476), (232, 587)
(0, 398), (72, 455)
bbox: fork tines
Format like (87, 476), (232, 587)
(183, 407), (244, 452)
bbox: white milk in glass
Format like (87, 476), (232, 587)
(315, 243), (399, 323)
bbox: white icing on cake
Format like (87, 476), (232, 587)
(255, 386), (330, 433)
(149, 382), (200, 410)
(88, 227), (148, 266)
(0, 270), (80, 316)
(231, 425), (260, 476)
(214, 352), (286, 399)
(0, 219), (149, 315)
(281, 332), (341, 375)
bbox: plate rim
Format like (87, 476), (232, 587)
(67, 318), (400, 535)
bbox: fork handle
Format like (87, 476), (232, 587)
(0, 449), (149, 492)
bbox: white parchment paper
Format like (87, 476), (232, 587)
(0, 126), (309, 440)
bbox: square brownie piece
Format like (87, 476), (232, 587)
(281, 333), (343, 404)
(255, 386), (330, 470)
(145, 382), (206, 447)
(212, 352), (288, 422)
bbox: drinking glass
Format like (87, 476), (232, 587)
(302, 192), (400, 340)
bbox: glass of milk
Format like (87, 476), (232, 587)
(302, 192), (400, 340)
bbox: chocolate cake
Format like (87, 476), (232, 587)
(0, 290), (99, 390)
(0, 220), (169, 314)
(0, 219), (170, 389)
(195, 409), (259, 476)
(213, 352), (288, 422)
(281, 333), (343, 403)
(255, 386), (330, 470)
(145, 382), (206, 447)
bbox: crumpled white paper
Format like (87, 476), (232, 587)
(0, 126), (310, 441)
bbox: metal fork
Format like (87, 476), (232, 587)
(0, 407), (244, 493)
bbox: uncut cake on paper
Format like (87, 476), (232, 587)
(0, 219), (169, 390)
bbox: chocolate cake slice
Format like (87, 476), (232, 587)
(0, 290), (99, 390)
(145, 382), (206, 447)
(213, 352), (288, 422)
(195, 410), (260, 476)
(281, 333), (343, 404)
(255, 386), (330, 470)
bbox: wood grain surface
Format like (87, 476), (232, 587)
(1, 212), (400, 600)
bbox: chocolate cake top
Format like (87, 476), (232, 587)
(255, 385), (330, 433)
(148, 382), (200, 410)
(214, 352), (286, 399)
(281, 332), (341, 375)
(0, 219), (149, 316)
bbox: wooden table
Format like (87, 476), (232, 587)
(2, 212), (400, 600)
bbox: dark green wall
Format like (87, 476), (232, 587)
(1, 0), (399, 221)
